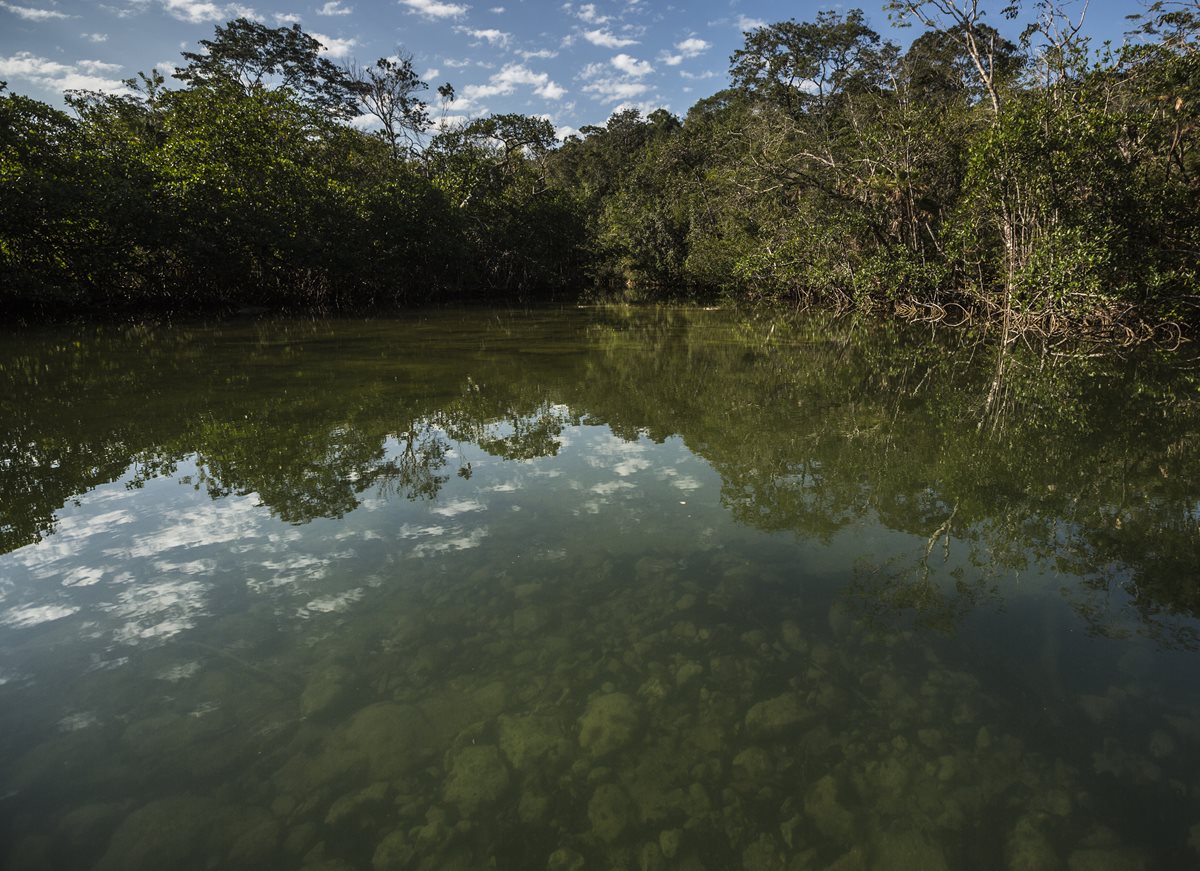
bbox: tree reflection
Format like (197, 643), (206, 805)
(1, 309), (1197, 642)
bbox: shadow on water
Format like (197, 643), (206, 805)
(1, 307), (1199, 870)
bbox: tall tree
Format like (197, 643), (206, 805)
(175, 18), (358, 118)
(347, 53), (433, 159)
(886, 0), (1019, 114)
(730, 10), (885, 117)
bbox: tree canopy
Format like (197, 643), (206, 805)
(0, 4), (1197, 336)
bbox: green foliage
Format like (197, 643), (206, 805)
(1, 4), (1198, 328)
(0, 21), (587, 315)
(175, 17), (358, 118)
(561, 2), (1197, 327)
(730, 9), (885, 115)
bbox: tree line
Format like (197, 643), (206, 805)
(1, 2), (1197, 330)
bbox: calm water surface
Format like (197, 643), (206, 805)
(1, 307), (1199, 871)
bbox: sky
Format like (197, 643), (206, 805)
(0, 0), (1144, 139)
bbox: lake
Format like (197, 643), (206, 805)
(1, 306), (1198, 871)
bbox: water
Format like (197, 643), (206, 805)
(1, 307), (1198, 871)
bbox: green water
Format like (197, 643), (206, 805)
(1, 307), (1199, 871)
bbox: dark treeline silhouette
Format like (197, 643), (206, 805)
(1, 2), (1197, 330)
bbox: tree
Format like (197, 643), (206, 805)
(886, 0), (1019, 114)
(730, 9), (886, 116)
(0, 83), (86, 310)
(175, 18), (358, 118)
(347, 53), (432, 159)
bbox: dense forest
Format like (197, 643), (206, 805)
(1, 1), (1197, 332)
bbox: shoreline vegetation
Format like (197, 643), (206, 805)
(1, 2), (1197, 342)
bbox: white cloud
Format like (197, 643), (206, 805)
(399, 0), (467, 19)
(661, 36), (710, 66)
(156, 0), (264, 23)
(273, 11), (301, 23)
(461, 62), (566, 105)
(680, 69), (717, 80)
(455, 26), (511, 47)
(410, 526), (488, 556)
(738, 15), (766, 31)
(2, 604), (79, 628)
(0, 51), (130, 94)
(519, 48), (557, 60)
(0, 2), (71, 20)
(583, 76), (648, 103)
(78, 59), (123, 73)
(100, 1), (152, 19)
(611, 98), (668, 116)
(555, 124), (580, 141)
(591, 480), (635, 495)
(83, 32), (109, 42)
(610, 53), (652, 77)
(160, 0), (225, 22)
(310, 32), (356, 57)
(489, 4), (503, 10)
(574, 3), (608, 24)
(582, 28), (636, 48)
(422, 66), (440, 79)
(430, 498), (486, 517)
(318, 0), (350, 14)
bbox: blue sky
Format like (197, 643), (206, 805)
(0, 0), (1142, 138)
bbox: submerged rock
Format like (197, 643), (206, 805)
(659, 829), (683, 860)
(443, 745), (510, 813)
(780, 621), (805, 652)
(93, 795), (227, 871)
(518, 789), (550, 824)
(498, 713), (567, 771)
(301, 664), (352, 718)
(871, 826), (948, 871)
(732, 747), (772, 785)
(744, 694), (811, 739)
(547, 847), (586, 871)
(588, 783), (633, 843)
(825, 847), (868, 871)
(1065, 848), (1148, 871)
(227, 816), (281, 866)
(579, 693), (642, 758)
(640, 841), (666, 871)
(343, 703), (438, 779)
(1007, 814), (1062, 871)
(372, 830), (414, 871)
(804, 775), (854, 846)
(742, 833), (786, 871)
(675, 661), (704, 688)
(325, 782), (390, 829)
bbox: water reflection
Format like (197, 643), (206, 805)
(1, 308), (1199, 870)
